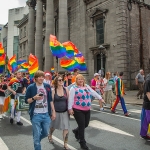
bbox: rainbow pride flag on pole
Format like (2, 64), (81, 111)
(29, 59), (39, 78)
(7, 62), (12, 73)
(75, 56), (87, 71)
(29, 54), (37, 65)
(17, 59), (26, 65)
(8, 55), (17, 72)
(21, 62), (30, 70)
(50, 35), (66, 58)
(0, 43), (4, 56)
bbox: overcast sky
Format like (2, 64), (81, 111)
(0, 0), (26, 24)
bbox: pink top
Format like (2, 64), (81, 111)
(91, 78), (96, 90)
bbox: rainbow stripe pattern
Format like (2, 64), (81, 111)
(29, 59), (39, 78)
(29, 54), (37, 65)
(0, 66), (4, 73)
(115, 78), (125, 96)
(50, 35), (66, 58)
(7, 62), (12, 73)
(62, 41), (79, 58)
(51, 67), (54, 72)
(8, 55), (17, 72)
(75, 56), (87, 71)
(60, 59), (79, 71)
(0, 54), (6, 66)
(17, 59), (26, 65)
(0, 43), (4, 56)
(21, 62), (30, 70)
(8, 78), (20, 86)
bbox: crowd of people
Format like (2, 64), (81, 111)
(0, 68), (150, 150)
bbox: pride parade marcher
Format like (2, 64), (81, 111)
(68, 74), (105, 150)
(8, 71), (26, 125)
(111, 72), (130, 116)
(25, 70), (56, 150)
(71, 69), (79, 83)
(23, 72), (34, 88)
(43, 72), (51, 85)
(0, 76), (7, 119)
(140, 73), (150, 140)
(48, 75), (70, 150)
(91, 73), (104, 111)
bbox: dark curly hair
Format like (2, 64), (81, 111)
(53, 75), (63, 89)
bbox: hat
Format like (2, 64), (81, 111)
(94, 73), (100, 77)
(45, 73), (50, 76)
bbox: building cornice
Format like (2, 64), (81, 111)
(17, 14), (28, 28)
(83, 0), (95, 4)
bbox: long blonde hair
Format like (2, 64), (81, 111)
(105, 72), (111, 80)
(75, 74), (86, 86)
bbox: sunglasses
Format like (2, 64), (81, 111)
(58, 79), (63, 82)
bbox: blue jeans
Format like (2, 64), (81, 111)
(31, 113), (51, 150)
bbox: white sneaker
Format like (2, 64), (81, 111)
(100, 108), (104, 111)
(0, 114), (3, 119)
(2, 113), (7, 117)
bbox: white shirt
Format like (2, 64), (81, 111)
(34, 84), (48, 113)
(103, 78), (112, 91)
(68, 85), (102, 110)
(43, 79), (51, 85)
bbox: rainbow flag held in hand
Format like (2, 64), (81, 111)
(29, 54), (37, 65)
(21, 62), (30, 70)
(0, 66), (4, 73)
(29, 59), (39, 78)
(17, 59), (26, 65)
(51, 67), (54, 72)
(60, 59), (79, 71)
(0, 43), (4, 56)
(74, 51), (83, 57)
(8, 55), (17, 72)
(50, 35), (66, 58)
(7, 62), (12, 73)
(75, 56), (87, 71)
(8, 78), (20, 86)
(62, 41), (79, 58)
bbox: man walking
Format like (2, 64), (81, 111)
(25, 70), (56, 150)
(135, 69), (145, 99)
(111, 72), (130, 116)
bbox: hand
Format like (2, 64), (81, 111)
(12, 91), (16, 95)
(68, 109), (74, 115)
(101, 99), (105, 104)
(22, 91), (26, 95)
(33, 94), (42, 100)
(51, 112), (56, 121)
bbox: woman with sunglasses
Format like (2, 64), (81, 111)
(0, 76), (7, 119)
(48, 76), (70, 150)
(68, 74), (105, 150)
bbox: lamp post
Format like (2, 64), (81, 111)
(98, 45), (105, 69)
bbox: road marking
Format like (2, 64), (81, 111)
(89, 120), (134, 137)
(20, 116), (77, 150)
(0, 137), (9, 150)
(92, 103), (141, 114)
(91, 109), (140, 121)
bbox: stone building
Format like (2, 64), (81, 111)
(19, 0), (150, 89)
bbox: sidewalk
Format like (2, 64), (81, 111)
(124, 90), (143, 105)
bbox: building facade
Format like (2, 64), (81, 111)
(0, 24), (4, 43)
(18, 0), (150, 89)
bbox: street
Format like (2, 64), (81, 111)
(0, 100), (150, 150)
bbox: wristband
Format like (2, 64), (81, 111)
(32, 97), (35, 101)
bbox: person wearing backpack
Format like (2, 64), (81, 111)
(48, 75), (70, 150)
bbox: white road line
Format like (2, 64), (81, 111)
(89, 120), (134, 137)
(91, 109), (140, 121)
(92, 103), (141, 114)
(0, 137), (9, 150)
(20, 116), (77, 150)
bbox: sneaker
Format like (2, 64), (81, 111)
(72, 129), (79, 140)
(111, 110), (116, 113)
(17, 121), (23, 126)
(0, 114), (3, 119)
(124, 113), (131, 117)
(141, 135), (150, 141)
(100, 107), (104, 111)
(80, 143), (89, 150)
(10, 118), (14, 124)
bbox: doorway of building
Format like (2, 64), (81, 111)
(97, 53), (106, 74)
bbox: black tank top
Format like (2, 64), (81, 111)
(54, 88), (68, 112)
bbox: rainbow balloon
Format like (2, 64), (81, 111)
(50, 35), (66, 58)
(60, 59), (79, 71)
(62, 41), (79, 58)
(75, 56), (87, 71)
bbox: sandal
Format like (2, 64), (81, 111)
(48, 135), (54, 144)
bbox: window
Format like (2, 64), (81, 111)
(23, 43), (26, 56)
(20, 45), (22, 58)
(96, 18), (104, 45)
(15, 9), (19, 14)
(97, 54), (106, 73)
(24, 26), (26, 37)
(20, 29), (22, 39)
(55, 18), (58, 37)
(14, 20), (20, 25)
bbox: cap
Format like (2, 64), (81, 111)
(45, 73), (50, 76)
(94, 73), (100, 77)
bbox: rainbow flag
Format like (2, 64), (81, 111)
(50, 35), (66, 58)
(51, 67), (54, 72)
(74, 51), (83, 57)
(62, 41), (79, 58)
(7, 62), (12, 73)
(0, 54), (6, 65)
(75, 56), (87, 71)
(29, 54), (37, 65)
(0, 43), (4, 56)
(8, 78), (20, 86)
(8, 55), (17, 72)
(21, 62), (30, 70)
(17, 59), (26, 65)
(29, 59), (39, 78)
(60, 59), (79, 71)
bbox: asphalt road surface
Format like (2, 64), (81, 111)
(0, 101), (150, 150)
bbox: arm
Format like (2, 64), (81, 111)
(135, 74), (139, 85)
(8, 86), (16, 95)
(68, 87), (75, 115)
